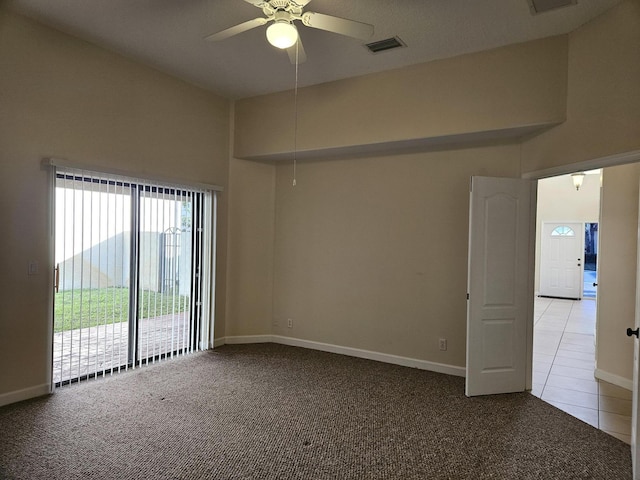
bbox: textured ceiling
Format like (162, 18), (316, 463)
(7, 0), (622, 99)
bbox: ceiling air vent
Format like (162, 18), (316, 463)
(527, 0), (577, 15)
(365, 36), (406, 54)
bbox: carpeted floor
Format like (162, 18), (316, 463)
(0, 343), (632, 479)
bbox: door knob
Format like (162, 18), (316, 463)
(593, 282), (598, 287)
(627, 328), (639, 338)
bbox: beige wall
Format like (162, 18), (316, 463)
(272, 146), (520, 367)
(225, 157), (276, 337)
(0, 10), (230, 400)
(535, 173), (601, 292)
(595, 164), (640, 383)
(235, 36), (568, 160)
(230, 34), (570, 370)
(228, 1), (639, 380)
(522, 0), (640, 173)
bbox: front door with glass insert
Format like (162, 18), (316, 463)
(539, 222), (584, 299)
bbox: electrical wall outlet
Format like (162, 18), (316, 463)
(287, 318), (293, 328)
(439, 338), (447, 351)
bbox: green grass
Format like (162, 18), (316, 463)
(54, 287), (190, 333)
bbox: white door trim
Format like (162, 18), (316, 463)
(522, 149), (640, 180)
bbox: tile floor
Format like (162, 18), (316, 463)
(531, 296), (632, 444)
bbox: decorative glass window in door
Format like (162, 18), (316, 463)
(551, 226), (575, 236)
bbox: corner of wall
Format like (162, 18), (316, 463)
(224, 102), (277, 337)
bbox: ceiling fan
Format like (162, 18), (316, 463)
(205, 0), (374, 63)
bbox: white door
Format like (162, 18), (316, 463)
(631, 185), (640, 479)
(540, 222), (584, 299)
(466, 176), (535, 396)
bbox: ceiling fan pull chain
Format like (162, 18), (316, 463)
(293, 39), (299, 187)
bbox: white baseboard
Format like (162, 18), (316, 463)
(223, 335), (273, 345)
(214, 334), (466, 378)
(594, 368), (632, 391)
(0, 383), (51, 408)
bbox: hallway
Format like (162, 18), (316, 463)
(532, 297), (632, 444)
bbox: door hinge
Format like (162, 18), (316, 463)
(466, 293), (469, 300)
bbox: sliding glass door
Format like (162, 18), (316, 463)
(53, 168), (215, 386)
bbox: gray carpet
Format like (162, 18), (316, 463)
(0, 343), (632, 479)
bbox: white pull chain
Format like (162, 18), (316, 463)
(293, 39), (299, 187)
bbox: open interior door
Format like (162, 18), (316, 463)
(466, 176), (535, 397)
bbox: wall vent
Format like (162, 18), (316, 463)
(365, 36), (406, 54)
(527, 0), (577, 15)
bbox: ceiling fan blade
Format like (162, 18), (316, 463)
(204, 17), (268, 41)
(301, 12), (373, 40)
(287, 38), (307, 65)
(242, 0), (270, 7)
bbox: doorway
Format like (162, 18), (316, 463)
(532, 171), (632, 443)
(52, 167), (216, 386)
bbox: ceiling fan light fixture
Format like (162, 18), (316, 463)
(266, 21), (298, 49)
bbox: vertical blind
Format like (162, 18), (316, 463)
(52, 166), (217, 386)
